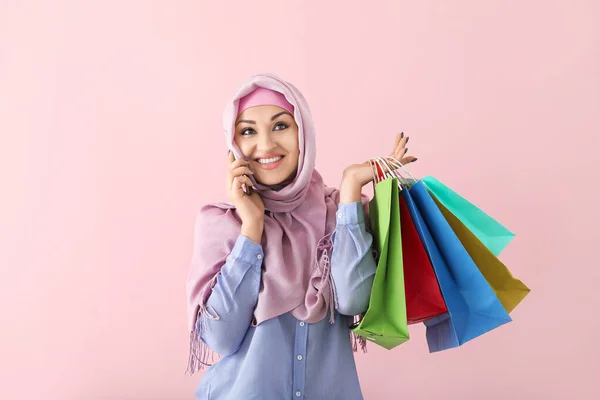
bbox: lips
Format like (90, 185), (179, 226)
(255, 153), (284, 163)
(255, 154), (285, 170)
(257, 156), (283, 165)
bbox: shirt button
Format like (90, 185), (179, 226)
(296, 391), (301, 397)
(257, 254), (262, 260)
(299, 322), (305, 326)
(337, 212), (343, 218)
(297, 355), (303, 361)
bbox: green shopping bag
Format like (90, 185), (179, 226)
(351, 178), (409, 349)
(422, 176), (515, 256)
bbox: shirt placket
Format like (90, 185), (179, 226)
(292, 320), (308, 399)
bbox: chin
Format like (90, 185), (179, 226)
(257, 175), (289, 186)
(256, 169), (297, 187)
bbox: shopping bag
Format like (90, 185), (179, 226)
(406, 182), (512, 352)
(422, 176), (515, 256)
(372, 158), (446, 324)
(431, 195), (530, 313)
(399, 193), (448, 324)
(351, 178), (409, 349)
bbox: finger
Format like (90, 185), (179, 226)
(231, 176), (241, 192)
(232, 175), (254, 191)
(230, 157), (250, 169)
(390, 146), (405, 161)
(392, 132), (403, 151)
(226, 152), (235, 187)
(392, 136), (408, 157)
(391, 132), (406, 155)
(398, 146), (408, 160)
(229, 157), (251, 171)
(396, 136), (411, 157)
(399, 156), (418, 164)
(231, 166), (254, 177)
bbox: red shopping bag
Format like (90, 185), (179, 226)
(372, 159), (447, 323)
(400, 195), (448, 324)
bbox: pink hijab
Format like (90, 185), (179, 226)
(186, 73), (367, 373)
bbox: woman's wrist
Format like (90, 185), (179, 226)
(339, 172), (363, 204)
(241, 220), (264, 244)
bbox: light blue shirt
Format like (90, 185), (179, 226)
(195, 202), (377, 400)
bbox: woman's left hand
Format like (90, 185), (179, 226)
(339, 132), (417, 203)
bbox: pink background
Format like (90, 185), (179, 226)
(1, 1), (598, 399)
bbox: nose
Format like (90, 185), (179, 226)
(257, 131), (276, 152)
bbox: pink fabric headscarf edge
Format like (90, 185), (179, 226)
(237, 86), (295, 117)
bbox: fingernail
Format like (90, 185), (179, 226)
(243, 157), (250, 161)
(227, 150), (231, 155)
(401, 132), (404, 138)
(404, 148), (408, 154)
(406, 137), (410, 143)
(412, 158), (418, 162)
(249, 168), (255, 172)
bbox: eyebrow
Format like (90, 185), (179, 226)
(271, 111), (293, 121)
(235, 111), (293, 126)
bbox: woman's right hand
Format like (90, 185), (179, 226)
(226, 152), (265, 244)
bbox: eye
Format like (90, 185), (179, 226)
(273, 122), (288, 131)
(240, 127), (255, 136)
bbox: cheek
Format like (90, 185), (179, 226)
(285, 131), (300, 168)
(285, 130), (300, 155)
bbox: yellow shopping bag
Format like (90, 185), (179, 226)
(432, 196), (530, 313)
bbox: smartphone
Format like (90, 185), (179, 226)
(233, 152), (253, 196)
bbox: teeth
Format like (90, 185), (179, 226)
(257, 156), (282, 164)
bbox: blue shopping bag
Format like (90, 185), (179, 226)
(403, 182), (512, 352)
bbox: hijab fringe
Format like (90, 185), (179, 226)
(185, 299), (220, 374)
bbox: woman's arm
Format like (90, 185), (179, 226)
(198, 234), (262, 356)
(331, 131), (415, 315)
(192, 152), (266, 357)
(330, 201), (377, 316)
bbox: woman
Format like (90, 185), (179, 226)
(186, 73), (416, 399)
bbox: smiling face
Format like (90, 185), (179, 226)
(234, 105), (300, 186)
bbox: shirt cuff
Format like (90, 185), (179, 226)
(335, 201), (365, 225)
(229, 234), (264, 266)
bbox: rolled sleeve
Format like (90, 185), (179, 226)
(229, 234), (264, 267)
(335, 202), (365, 226)
(217, 235), (263, 301)
(330, 201), (376, 316)
(201, 235), (263, 355)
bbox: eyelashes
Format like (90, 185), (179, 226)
(240, 122), (289, 136)
(273, 122), (288, 131)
